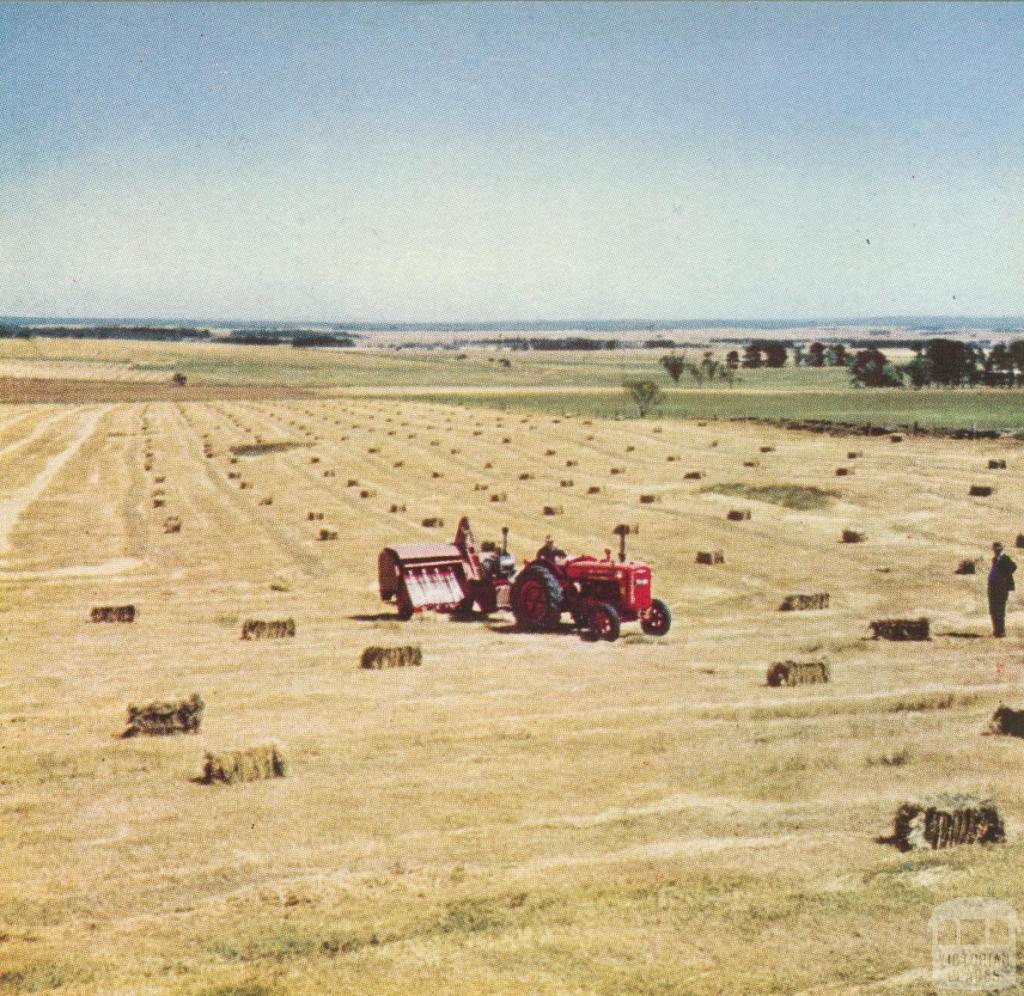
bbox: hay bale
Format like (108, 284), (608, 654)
(519, 472), (534, 480)
(359, 489), (377, 498)
(360, 645), (423, 669)
(560, 479), (574, 488)
(683, 471), (704, 480)
(1016, 534), (1024, 549)
(545, 449), (557, 456)
(258, 496), (273, 506)
(666, 455), (678, 462)
(760, 446), (775, 453)
(989, 459), (1007, 469)
(779, 593), (829, 612)
(422, 517), (444, 528)
(153, 497), (165, 508)
(766, 660), (830, 687)
(389, 503), (407, 513)
(473, 483), (489, 491)
(639, 494), (660, 505)
(227, 471), (241, 480)
(565, 459), (578, 467)
(726, 509), (751, 521)
(543, 505), (563, 516)
(199, 743), (288, 784)
(310, 456), (320, 463)
(835, 467), (853, 476)
(841, 529), (865, 544)
(91, 605), (136, 623)
(889, 794), (1004, 851)
(743, 460), (759, 468)
(869, 617), (930, 641)
(695, 550), (724, 565)
(318, 528), (338, 541)
(241, 618), (296, 640)
(988, 704), (1024, 737)
(347, 478), (359, 487)
(969, 485), (993, 497)
(123, 693), (203, 737)
(847, 451), (862, 459)
(163, 516), (182, 534)
(610, 467), (625, 475)
(625, 445), (635, 453)
(307, 511), (324, 521)
(489, 492), (507, 503)
(431, 471), (444, 479)
(587, 485), (602, 494)
(955, 558), (977, 575)
(323, 469), (335, 477)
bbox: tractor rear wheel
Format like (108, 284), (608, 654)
(641, 598), (672, 636)
(511, 564), (564, 631)
(589, 602), (621, 642)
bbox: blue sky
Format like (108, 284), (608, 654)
(1, 2), (1022, 321)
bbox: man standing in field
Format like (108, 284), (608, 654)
(987, 541), (1016, 638)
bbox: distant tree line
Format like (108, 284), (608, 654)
(656, 338), (1024, 390)
(849, 339), (1024, 388)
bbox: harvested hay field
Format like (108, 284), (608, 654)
(2, 369), (1024, 994)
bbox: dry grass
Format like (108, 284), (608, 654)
(1, 349), (1023, 993)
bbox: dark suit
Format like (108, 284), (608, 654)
(988, 553), (1016, 637)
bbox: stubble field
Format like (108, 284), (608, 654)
(1, 347), (1023, 995)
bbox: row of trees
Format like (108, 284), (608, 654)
(659, 339), (1024, 389)
(850, 339), (1024, 388)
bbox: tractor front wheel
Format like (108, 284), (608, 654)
(641, 598), (672, 637)
(511, 564), (563, 631)
(589, 602), (621, 642)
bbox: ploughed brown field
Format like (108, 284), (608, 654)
(1, 356), (1022, 994)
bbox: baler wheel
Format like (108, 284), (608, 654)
(396, 587), (414, 621)
(511, 563), (563, 631)
(590, 602), (621, 642)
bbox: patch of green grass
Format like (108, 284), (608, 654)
(392, 386), (1024, 429)
(700, 483), (839, 510)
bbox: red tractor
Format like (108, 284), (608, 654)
(509, 530), (671, 642)
(378, 518), (671, 643)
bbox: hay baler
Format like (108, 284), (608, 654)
(378, 517), (515, 619)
